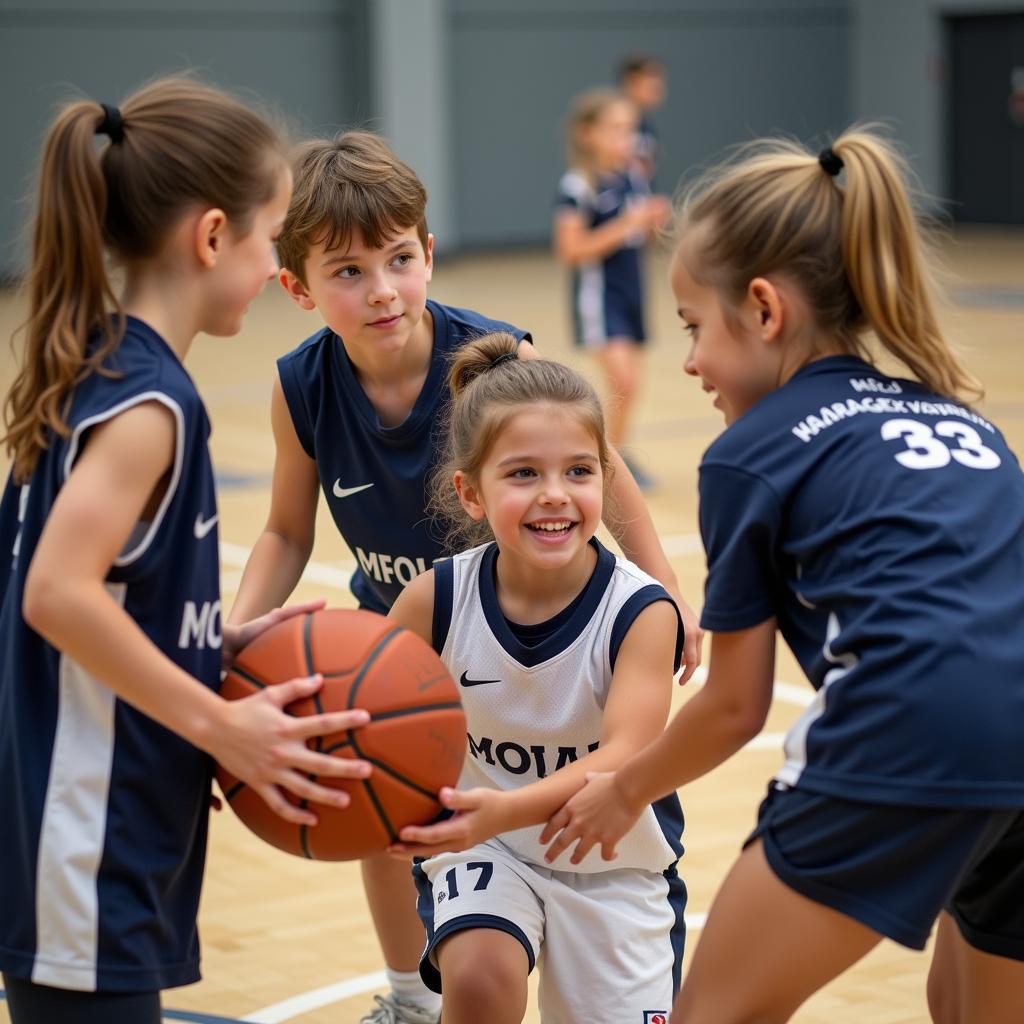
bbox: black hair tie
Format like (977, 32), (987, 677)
(818, 146), (843, 177)
(489, 352), (517, 369)
(97, 103), (125, 144)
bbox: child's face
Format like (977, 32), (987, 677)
(201, 167), (292, 337)
(284, 225), (433, 354)
(456, 404), (604, 573)
(583, 101), (638, 172)
(671, 244), (778, 426)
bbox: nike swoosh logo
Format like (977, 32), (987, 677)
(333, 480), (374, 499)
(194, 513), (218, 540)
(459, 671), (501, 688)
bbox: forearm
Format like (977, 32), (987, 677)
(498, 739), (641, 832)
(605, 450), (680, 596)
(615, 686), (760, 809)
(228, 528), (312, 623)
(24, 580), (224, 751)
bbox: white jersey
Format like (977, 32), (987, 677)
(433, 538), (684, 873)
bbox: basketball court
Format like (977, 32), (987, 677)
(0, 229), (1021, 1022)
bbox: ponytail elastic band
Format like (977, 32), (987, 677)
(489, 352), (517, 369)
(818, 147), (843, 176)
(97, 103), (125, 144)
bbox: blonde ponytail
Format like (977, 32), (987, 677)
(676, 126), (982, 402)
(834, 132), (982, 400)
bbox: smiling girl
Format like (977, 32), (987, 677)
(385, 333), (687, 1024)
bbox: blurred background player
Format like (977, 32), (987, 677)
(618, 53), (667, 185)
(387, 333), (686, 1024)
(554, 88), (671, 491)
(0, 77), (372, 1024)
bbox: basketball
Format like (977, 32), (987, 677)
(216, 608), (466, 861)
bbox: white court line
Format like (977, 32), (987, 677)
(681, 666), (812, 710)
(219, 541), (353, 592)
(243, 915), (711, 1023)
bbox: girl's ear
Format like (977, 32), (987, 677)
(423, 233), (435, 281)
(746, 277), (784, 343)
(194, 208), (227, 269)
(454, 470), (486, 522)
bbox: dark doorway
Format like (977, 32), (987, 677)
(947, 12), (1024, 224)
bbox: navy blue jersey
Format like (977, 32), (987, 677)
(0, 317), (221, 992)
(698, 355), (1024, 809)
(277, 299), (529, 613)
(555, 169), (648, 346)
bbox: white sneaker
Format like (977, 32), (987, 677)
(359, 993), (441, 1024)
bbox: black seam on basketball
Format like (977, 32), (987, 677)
(363, 757), (440, 801)
(299, 790), (315, 859)
(224, 781), (246, 801)
(323, 739), (354, 755)
(348, 627), (406, 710)
(363, 779), (398, 843)
(229, 665), (267, 690)
(366, 702), (463, 723)
(303, 613), (326, 726)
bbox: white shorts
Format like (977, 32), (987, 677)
(412, 837), (685, 1024)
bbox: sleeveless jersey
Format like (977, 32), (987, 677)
(433, 539), (684, 873)
(555, 168), (648, 345)
(277, 299), (529, 612)
(698, 355), (1024, 808)
(0, 317), (222, 992)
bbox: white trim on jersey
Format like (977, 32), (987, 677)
(32, 582), (125, 991)
(577, 263), (607, 347)
(777, 611), (859, 787)
(62, 391), (186, 568)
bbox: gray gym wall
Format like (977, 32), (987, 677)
(0, 0), (1017, 278)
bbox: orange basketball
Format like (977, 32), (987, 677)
(216, 608), (466, 860)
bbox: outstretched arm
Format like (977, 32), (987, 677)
(228, 376), (320, 623)
(541, 620), (777, 863)
(388, 599), (678, 858)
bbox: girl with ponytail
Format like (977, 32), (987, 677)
(0, 78), (372, 1024)
(386, 333), (687, 1024)
(542, 128), (1024, 1022)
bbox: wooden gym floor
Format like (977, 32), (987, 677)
(0, 228), (1021, 1022)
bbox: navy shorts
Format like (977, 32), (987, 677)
(572, 280), (646, 348)
(747, 782), (1024, 959)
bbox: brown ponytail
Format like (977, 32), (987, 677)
(675, 126), (982, 402)
(4, 100), (123, 483)
(3, 76), (286, 482)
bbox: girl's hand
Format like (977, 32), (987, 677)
(221, 598), (327, 669)
(540, 771), (643, 865)
(387, 787), (507, 858)
(211, 673), (373, 826)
